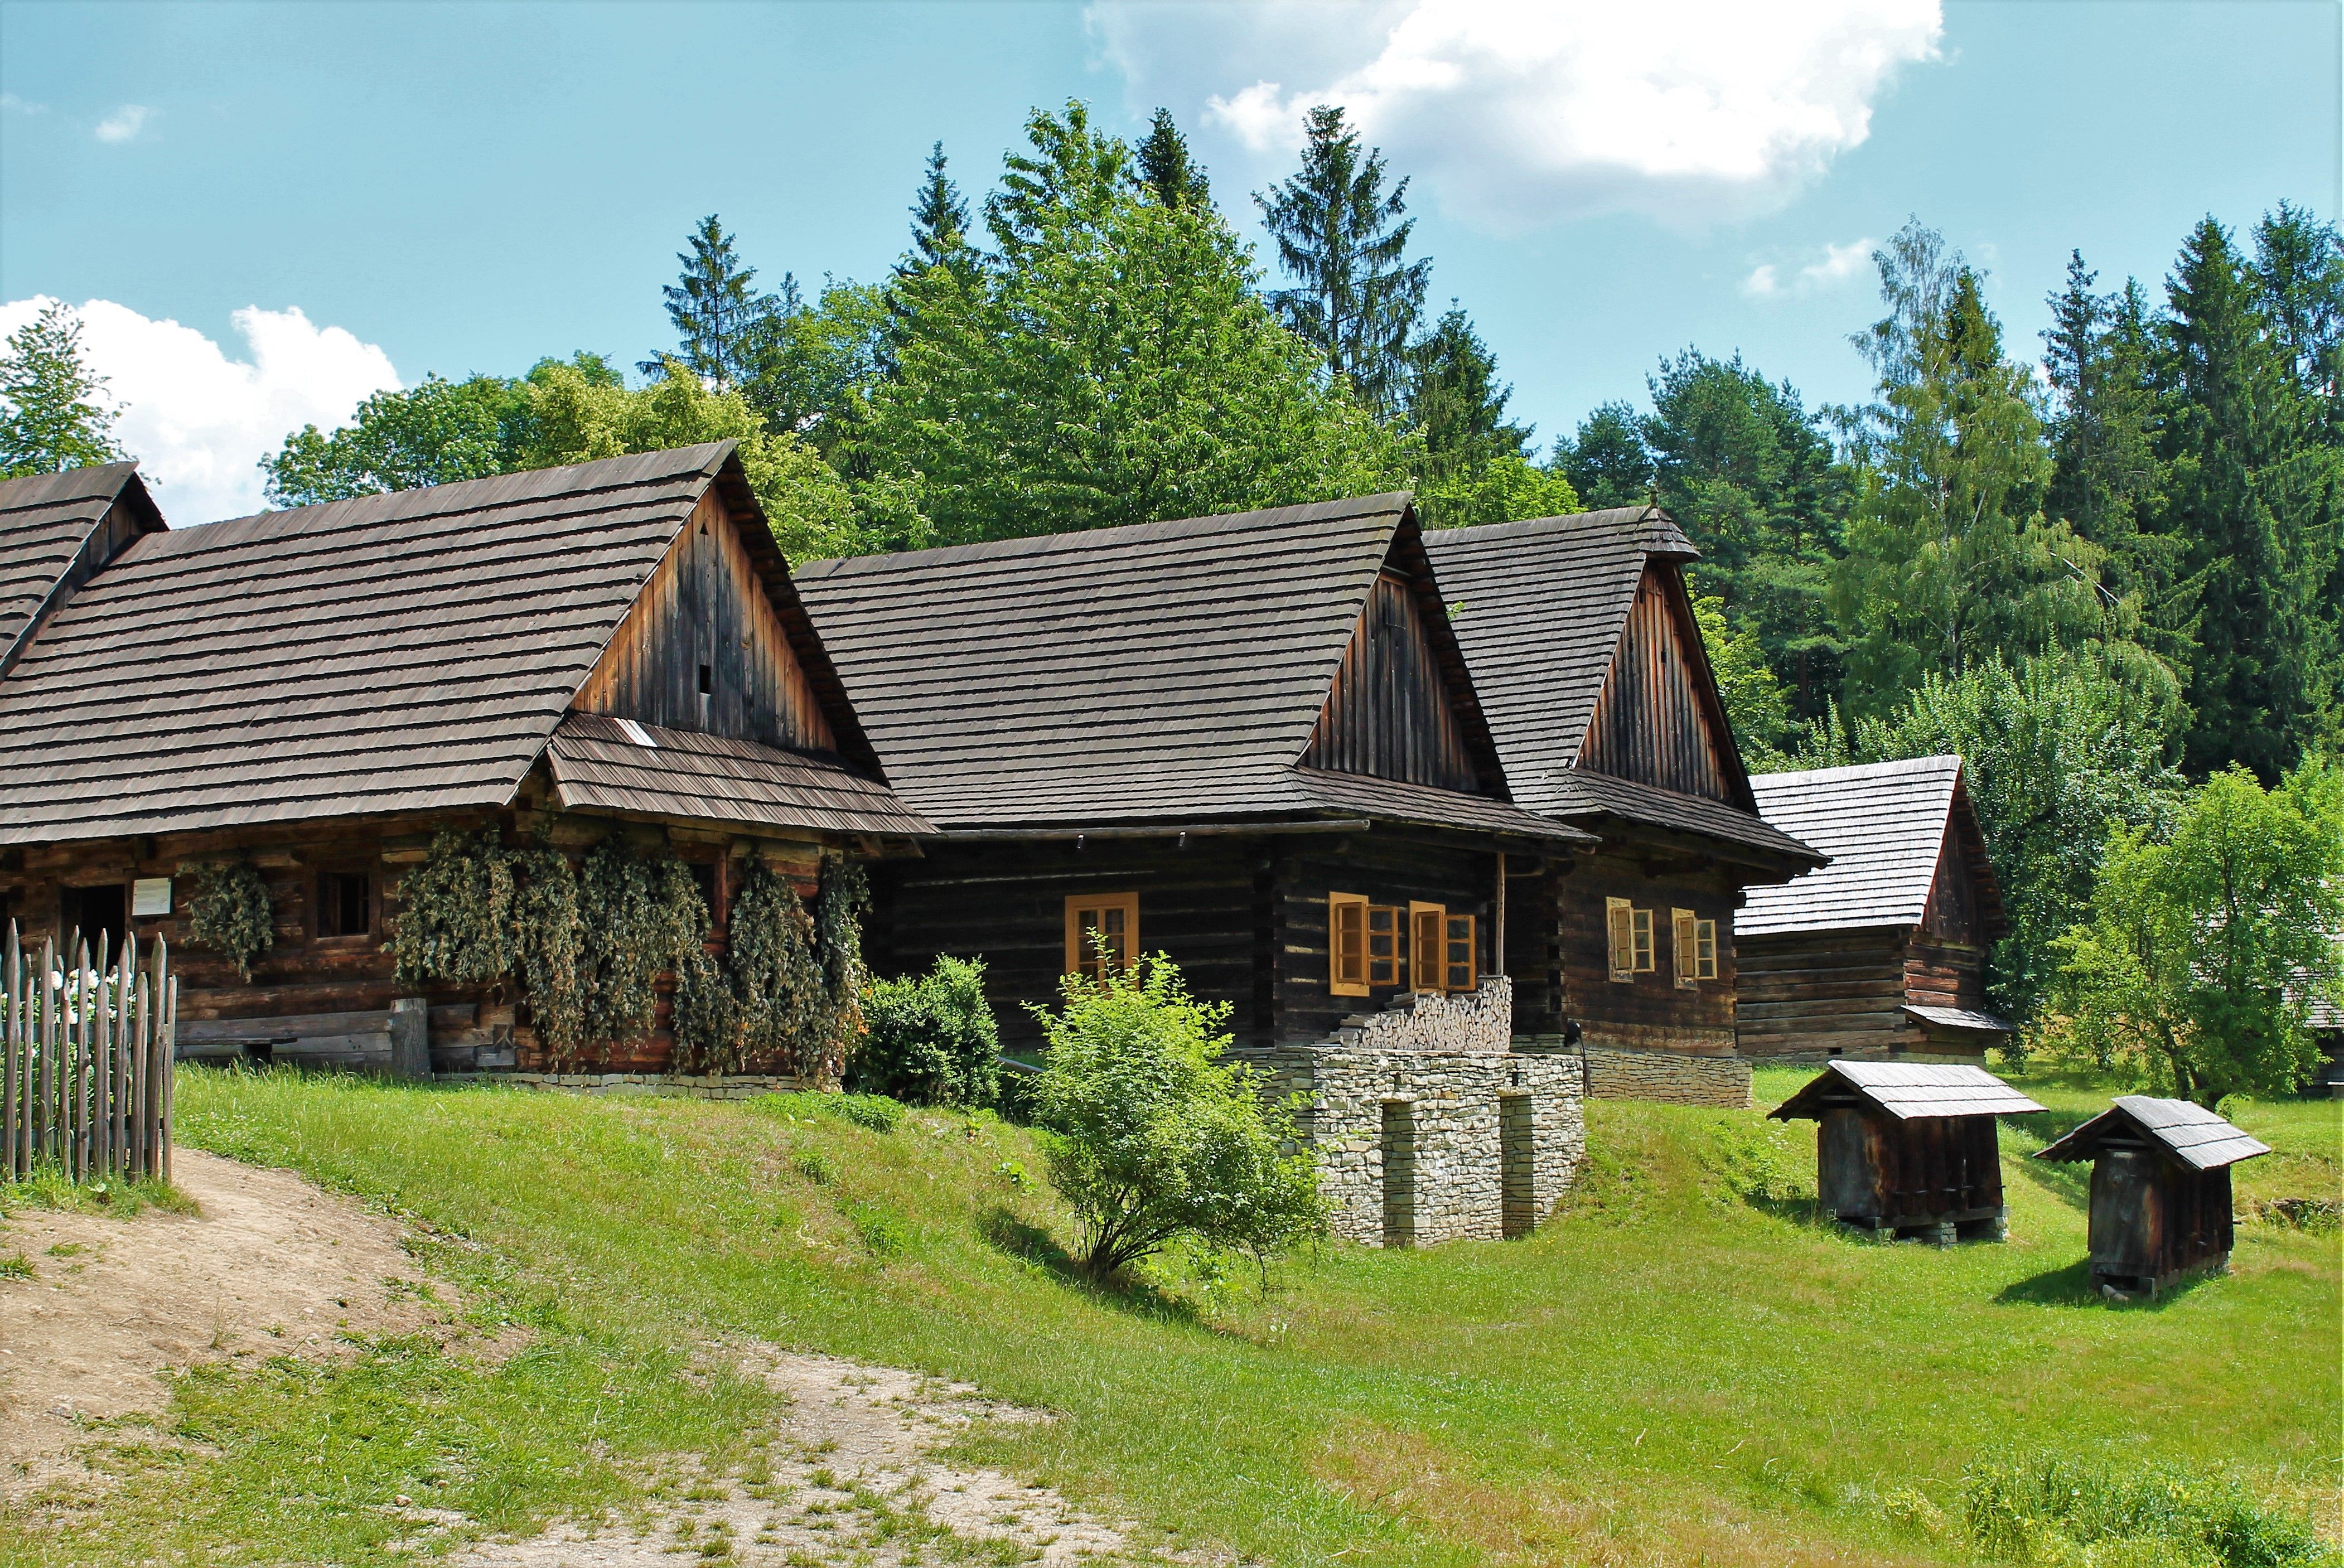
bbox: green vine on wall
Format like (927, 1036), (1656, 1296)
(393, 827), (864, 1082)
(182, 859), (276, 982)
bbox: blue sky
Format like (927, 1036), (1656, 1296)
(2, 0), (2336, 521)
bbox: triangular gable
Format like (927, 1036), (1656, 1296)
(0, 462), (165, 679)
(1577, 559), (1752, 807)
(1921, 767), (2007, 940)
(573, 478), (839, 757)
(1301, 515), (1509, 797)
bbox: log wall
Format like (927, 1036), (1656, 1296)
(0, 799), (831, 1078)
(1737, 925), (1993, 1061)
(869, 829), (1502, 1053)
(1505, 842), (1741, 1056)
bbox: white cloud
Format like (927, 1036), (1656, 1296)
(1091, 0), (1942, 231)
(94, 104), (152, 143)
(1, 92), (45, 115)
(1742, 236), (1877, 299)
(1, 297), (402, 522)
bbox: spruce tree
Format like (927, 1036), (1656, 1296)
(645, 214), (770, 390)
(2041, 258), (2199, 685)
(1405, 304), (1530, 470)
(1134, 109), (1210, 210)
(0, 301), (125, 478)
(1254, 104), (1432, 419)
(2160, 216), (2331, 779)
(901, 142), (972, 275)
(2248, 201), (2343, 436)
(1645, 351), (1850, 719)
(1554, 404), (1654, 509)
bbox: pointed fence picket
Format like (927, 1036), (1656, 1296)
(2, 921), (175, 1187)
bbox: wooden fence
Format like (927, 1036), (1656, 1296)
(2, 922), (177, 1185)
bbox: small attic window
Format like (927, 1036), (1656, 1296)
(697, 662), (713, 696)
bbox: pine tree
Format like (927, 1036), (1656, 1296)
(1134, 109), (1210, 210)
(2161, 216), (2332, 780)
(1254, 104), (1432, 419)
(645, 214), (770, 390)
(0, 301), (125, 478)
(1553, 403), (1653, 509)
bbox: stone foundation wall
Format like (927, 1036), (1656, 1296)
(1512, 1037), (1753, 1108)
(432, 1071), (811, 1099)
(1235, 976), (1584, 1247)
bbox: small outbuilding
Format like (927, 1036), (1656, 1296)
(1770, 1061), (2046, 1241)
(2034, 1096), (2270, 1297)
(1738, 756), (2011, 1062)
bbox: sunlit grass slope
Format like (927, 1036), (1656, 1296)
(4, 1064), (2333, 1567)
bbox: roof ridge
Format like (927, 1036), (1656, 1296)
(798, 492), (1413, 578)
(1750, 754), (1963, 788)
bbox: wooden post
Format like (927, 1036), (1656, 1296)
(131, 941), (149, 1179)
(389, 996), (431, 1081)
(4, 921), (18, 1179)
(1493, 852), (1507, 977)
(37, 936), (56, 1168)
(161, 964), (176, 1187)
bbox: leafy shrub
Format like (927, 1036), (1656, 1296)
(853, 956), (1001, 1107)
(183, 860), (275, 981)
(1028, 954), (1324, 1280)
(1961, 1455), (2329, 1567)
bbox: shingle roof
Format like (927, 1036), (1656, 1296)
(0, 461), (160, 672)
(2036, 1096), (2271, 1170)
(545, 713), (933, 838)
(1904, 1004), (2016, 1035)
(792, 496), (1592, 843)
(1420, 510), (1819, 865)
(1770, 1060), (2048, 1122)
(0, 443), (913, 846)
(1739, 756), (1975, 936)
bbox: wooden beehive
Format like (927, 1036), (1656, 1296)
(1771, 1061), (2046, 1240)
(2035, 1096), (2270, 1296)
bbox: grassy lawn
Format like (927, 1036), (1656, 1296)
(3, 1063), (2335, 1567)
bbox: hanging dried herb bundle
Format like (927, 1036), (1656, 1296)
(723, 863), (829, 1075)
(506, 839), (585, 1061)
(390, 829), (514, 986)
(183, 859), (276, 982)
(811, 858), (869, 1080)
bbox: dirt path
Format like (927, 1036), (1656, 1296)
(3, 1151), (1146, 1563)
(440, 1346), (1137, 1566)
(0, 1149), (462, 1499)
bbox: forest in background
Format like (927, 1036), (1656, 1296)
(5, 101), (2340, 1096)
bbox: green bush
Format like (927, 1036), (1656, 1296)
(1028, 954), (1324, 1281)
(183, 859), (275, 981)
(853, 956), (1001, 1107)
(1961, 1454), (2330, 1566)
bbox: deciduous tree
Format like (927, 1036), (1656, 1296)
(0, 301), (125, 478)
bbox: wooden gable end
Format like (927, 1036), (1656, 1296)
(1578, 562), (1742, 803)
(573, 490), (836, 752)
(1301, 569), (1478, 792)
(1924, 775), (2007, 941)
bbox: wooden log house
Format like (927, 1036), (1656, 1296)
(1771, 1060), (2046, 1241)
(0, 446), (931, 1080)
(2035, 1096), (2270, 1296)
(1737, 756), (2012, 1062)
(1423, 509), (1827, 1107)
(794, 495), (1597, 1244)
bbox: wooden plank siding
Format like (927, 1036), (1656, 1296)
(1300, 572), (1478, 792)
(1577, 567), (1733, 802)
(572, 491), (835, 752)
